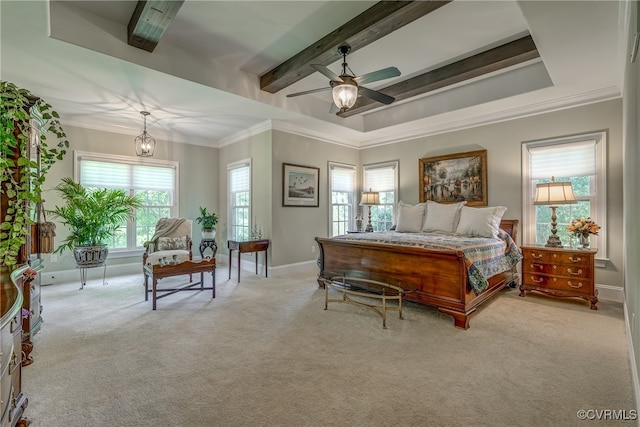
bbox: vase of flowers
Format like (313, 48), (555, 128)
(567, 217), (601, 249)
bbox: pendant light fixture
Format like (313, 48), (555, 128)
(134, 111), (156, 157)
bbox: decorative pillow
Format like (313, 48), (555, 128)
(422, 201), (467, 233)
(456, 206), (507, 238)
(156, 235), (188, 251)
(396, 201), (426, 233)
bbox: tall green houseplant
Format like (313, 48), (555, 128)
(0, 81), (69, 267)
(49, 177), (143, 256)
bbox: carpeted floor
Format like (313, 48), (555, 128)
(22, 265), (636, 426)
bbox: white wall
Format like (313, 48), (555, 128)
(217, 130), (272, 259)
(271, 130), (359, 266)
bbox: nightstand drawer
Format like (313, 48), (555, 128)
(524, 274), (592, 293)
(521, 248), (552, 262)
(523, 263), (592, 279)
(522, 249), (591, 266)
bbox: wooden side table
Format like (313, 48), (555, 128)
(228, 239), (270, 282)
(519, 245), (598, 309)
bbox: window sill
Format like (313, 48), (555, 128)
(108, 248), (145, 259)
(595, 258), (608, 268)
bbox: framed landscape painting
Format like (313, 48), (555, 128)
(419, 149), (488, 206)
(282, 163), (320, 207)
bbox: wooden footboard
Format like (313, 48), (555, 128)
(314, 220), (519, 329)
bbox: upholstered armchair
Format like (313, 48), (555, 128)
(143, 218), (193, 270)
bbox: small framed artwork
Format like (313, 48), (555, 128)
(282, 163), (320, 207)
(419, 149), (488, 206)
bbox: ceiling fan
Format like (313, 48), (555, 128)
(286, 44), (401, 114)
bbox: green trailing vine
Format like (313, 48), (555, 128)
(0, 81), (69, 267)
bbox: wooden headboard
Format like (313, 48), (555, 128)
(499, 219), (518, 243)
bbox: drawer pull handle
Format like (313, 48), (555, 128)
(567, 281), (583, 288)
(569, 256), (582, 263)
(530, 276), (544, 283)
(532, 263), (543, 270)
(531, 253), (543, 259)
(567, 268), (582, 276)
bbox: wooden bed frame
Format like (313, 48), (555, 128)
(315, 219), (519, 329)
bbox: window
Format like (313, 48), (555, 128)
(76, 151), (178, 253)
(363, 161), (398, 232)
(228, 159), (251, 241)
(522, 131), (607, 258)
(329, 162), (356, 236)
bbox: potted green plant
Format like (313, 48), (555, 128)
(0, 81), (69, 267)
(48, 177), (143, 267)
(196, 206), (218, 239)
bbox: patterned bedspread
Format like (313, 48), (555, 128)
(333, 230), (522, 295)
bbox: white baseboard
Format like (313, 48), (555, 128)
(623, 299), (640, 426)
(596, 283), (625, 303)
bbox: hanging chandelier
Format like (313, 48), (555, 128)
(134, 111), (156, 157)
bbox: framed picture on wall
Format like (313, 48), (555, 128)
(282, 163), (320, 207)
(419, 149), (488, 206)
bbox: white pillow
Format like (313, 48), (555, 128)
(396, 201), (426, 232)
(157, 235), (188, 251)
(456, 206), (507, 238)
(422, 201), (466, 233)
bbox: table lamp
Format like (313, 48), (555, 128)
(533, 176), (576, 247)
(360, 188), (380, 232)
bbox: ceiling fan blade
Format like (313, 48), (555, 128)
(359, 86), (395, 105)
(286, 86), (331, 98)
(310, 64), (344, 83)
(354, 66), (401, 85)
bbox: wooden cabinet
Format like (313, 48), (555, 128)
(519, 245), (598, 309)
(18, 261), (42, 367)
(1, 269), (28, 427)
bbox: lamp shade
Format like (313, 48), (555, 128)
(533, 180), (576, 206)
(360, 189), (380, 205)
(331, 80), (358, 112)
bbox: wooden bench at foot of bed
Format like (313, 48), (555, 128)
(314, 220), (519, 329)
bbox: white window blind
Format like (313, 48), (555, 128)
(364, 164), (395, 191)
(229, 164), (250, 192)
(330, 164), (355, 191)
(530, 140), (596, 179)
(80, 160), (175, 191)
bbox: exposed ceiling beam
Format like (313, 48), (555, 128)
(338, 35), (540, 117)
(260, 0), (451, 94)
(127, 1), (184, 52)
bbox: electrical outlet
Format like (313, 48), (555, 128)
(311, 245), (316, 253)
(50, 254), (57, 263)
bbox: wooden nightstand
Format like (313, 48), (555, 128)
(519, 245), (598, 310)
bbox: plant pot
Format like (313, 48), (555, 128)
(202, 229), (216, 240)
(73, 245), (109, 268)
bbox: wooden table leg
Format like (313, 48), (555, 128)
(238, 250), (241, 283)
(200, 271), (204, 290)
(265, 250), (268, 277)
(212, 270), (216, 298)
(144, 272), (149, 301)
(255, 253), (258, 274)
(228, 249), (232, 279)
(152, 277), (158, 310)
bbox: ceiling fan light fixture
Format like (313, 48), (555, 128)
(134, 111), (156, 157)
(332, 81), (358, 112)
